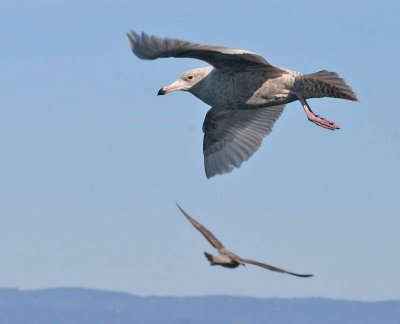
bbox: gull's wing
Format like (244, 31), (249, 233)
(176, 203), (225, 251)
(202, 105), (285, 178)
(127, 31), (285, 73)
(240, 258), (313, 278)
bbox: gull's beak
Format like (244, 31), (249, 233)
(157, 79), (187, 96)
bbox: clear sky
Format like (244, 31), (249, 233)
(0, 0), (399, 301)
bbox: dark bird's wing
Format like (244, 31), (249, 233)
(202, 105), (285, 178)
(240, 258), (313, 278)
(176, 203), (225, 251)
(127, 31), (286, 73)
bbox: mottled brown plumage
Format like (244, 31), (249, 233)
(177, 203), (313, 278)
(128, 31), (357, 178)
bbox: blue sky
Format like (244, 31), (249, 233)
(0, 0), (399, 301)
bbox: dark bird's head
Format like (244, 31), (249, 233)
(204, 252), (216, 265)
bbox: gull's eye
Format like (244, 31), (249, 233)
(187, 75), (194, 80)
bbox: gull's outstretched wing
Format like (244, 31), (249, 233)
(127, 31), (285, 73)
(176, 203), (225, 251)
(202, 105), (285, 178)
(240, 258), (313, 278)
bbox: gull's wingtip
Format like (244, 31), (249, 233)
(292, 273), (314, 278)
(175, 202), (187, 216)
(176, 203), (195, 223)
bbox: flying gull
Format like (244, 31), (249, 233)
(177, 203), (313, 278)
(127, 31), (357, 178)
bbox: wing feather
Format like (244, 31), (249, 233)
(203, 105), (285, 178)
(127, 31), (285, 73)
(176, 203), (225, 251)
(241, 258), (313, 278)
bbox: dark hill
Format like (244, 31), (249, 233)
(0, 288), (399, 324)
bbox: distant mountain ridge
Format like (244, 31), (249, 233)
(0, 287), (399, 324)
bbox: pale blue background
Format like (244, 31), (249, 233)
(0, 0), (399, 301)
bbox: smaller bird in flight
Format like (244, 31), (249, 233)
(177, 203), (313, 278)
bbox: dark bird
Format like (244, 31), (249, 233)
(127, 31), (357, 178)
(177, 203), (313, 278)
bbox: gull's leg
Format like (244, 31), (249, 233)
(296, 95), (340, 130)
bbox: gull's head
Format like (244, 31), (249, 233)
(158, 67), (212, 95)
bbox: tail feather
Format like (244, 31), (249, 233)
(298, 70), (358, 102)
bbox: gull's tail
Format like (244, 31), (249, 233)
(296, 70), (358, 102)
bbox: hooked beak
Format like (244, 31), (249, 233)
(157, 79), (186, 96)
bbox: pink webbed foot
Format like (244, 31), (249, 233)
(297, 95), (340, 131)
(307, 113), (340, 130)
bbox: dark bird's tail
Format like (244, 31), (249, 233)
(297, 70), (358, 102)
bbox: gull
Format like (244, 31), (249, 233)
(177, 203), (313, 278)
(127, 31), (357, 178)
